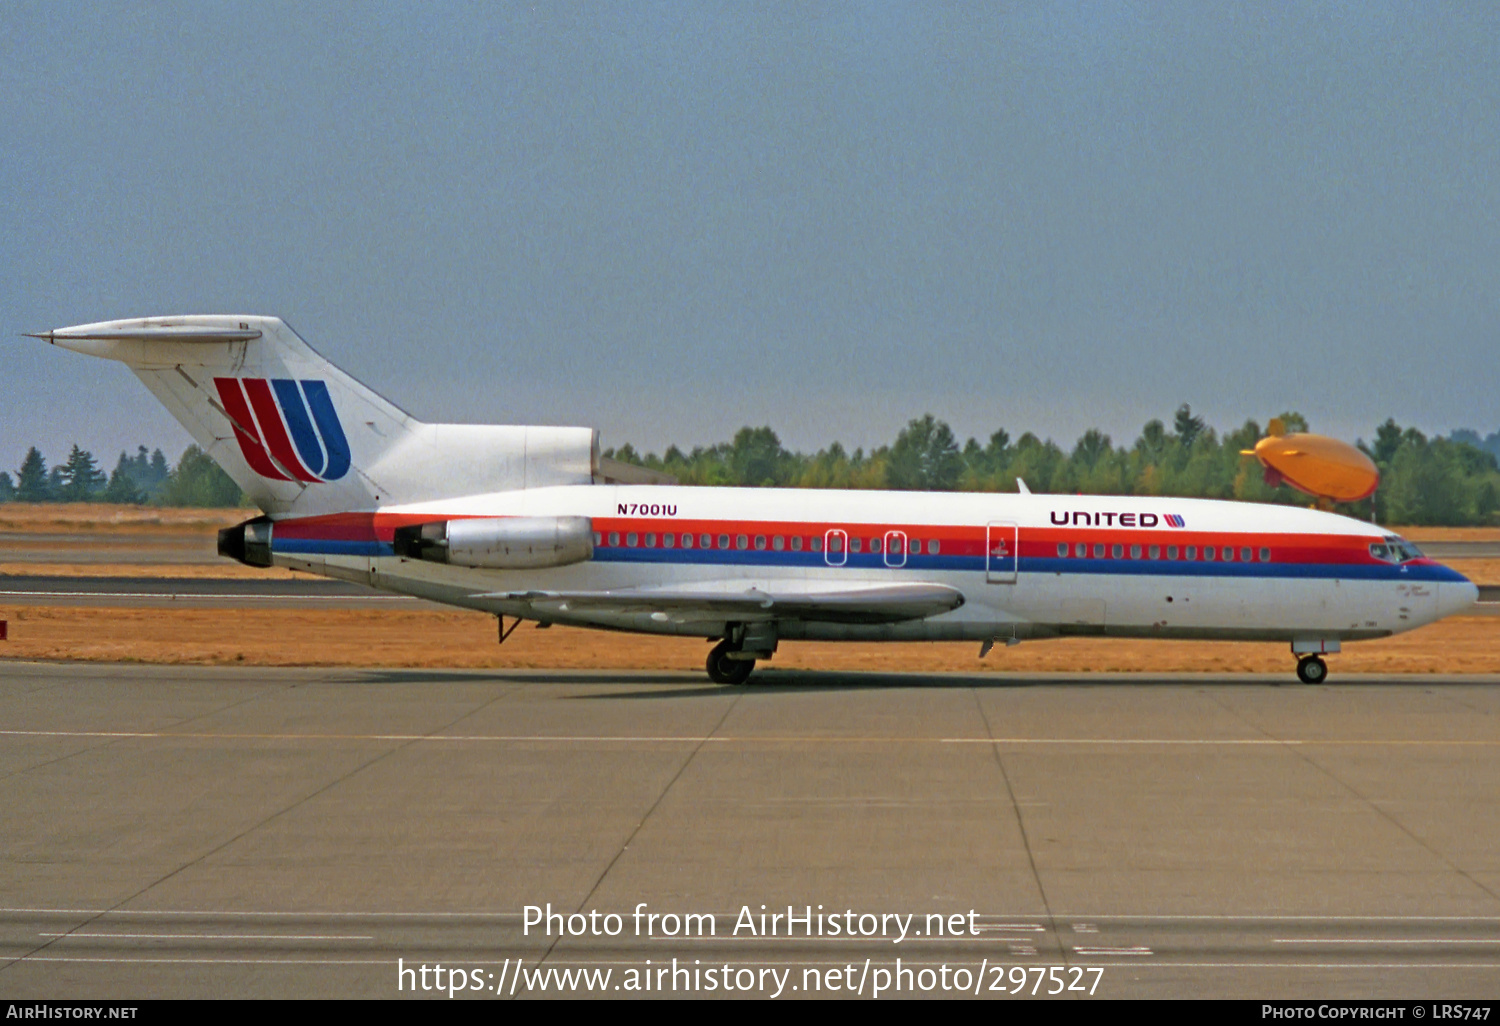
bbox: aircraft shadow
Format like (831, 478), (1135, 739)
(318, 667), (1459, 695)
(325, 668), (695, 687)
(580, 669), (1124, 698)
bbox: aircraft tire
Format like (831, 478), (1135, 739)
(707, 641), (754, 685)
(1296, 655), (1328, 685)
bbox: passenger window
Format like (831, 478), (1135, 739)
(593, 532), (602, 546)
(663, 533), (675, 548)
(754, 535), (767, 550)
(1240, 547), (1252, 563)
(717, 534), (730, 549)
(791, 536), (802, 552)
(870, 537), (882, 553)
(1075, 542), (1086, 558)
(644, 532), (656, 547)
(1112, 544), (1123, 558)
(1204, 547), (1215, 561)
(1057, 543), (1068, 558)
(1167, 546), (1178, 560)
(773, 535), (785, 551)
(1093, 543), (1105, 558)
(929, 539), (940, 555)
(826, 535), (841, 553)
(737, 535), (749, 550)
(627, 532), (638, 547)
(1130, 544), (1142, 559)
(1185, 546), (1196, 559)
(1149, 545), (1160, 559)
(813, 535), (825, 552)
(850, 538), (862, 553)
(609, 532), (620, 547)
(1259, 547), (1270, 562)
(1222, 547), (1234, 561)
(681, 533), (694, 549)
(696, 534), (708, 549)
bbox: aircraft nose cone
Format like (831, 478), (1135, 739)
(1438, 579), (1480, 619)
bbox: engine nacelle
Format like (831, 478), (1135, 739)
(393, 516), (594, 569)
(218, 517), (273, 568)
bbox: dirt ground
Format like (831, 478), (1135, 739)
(0, 606), (1493, 675)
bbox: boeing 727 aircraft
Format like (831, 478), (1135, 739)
(32, 316), (1479, 684)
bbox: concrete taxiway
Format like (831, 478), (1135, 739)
(2, 661), (1500, 999)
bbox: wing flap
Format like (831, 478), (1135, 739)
(475, 582), (965, 624)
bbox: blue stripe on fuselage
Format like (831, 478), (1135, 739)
(274, 538), (392, 557)
(269, 538), (1468, 583)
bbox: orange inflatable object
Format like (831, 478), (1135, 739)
(1244, 419), (1379, 504)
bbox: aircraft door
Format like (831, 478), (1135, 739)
(824, 529), (848, 567)
(884, 530), (907, 568)
(986, 521), (1018, 584)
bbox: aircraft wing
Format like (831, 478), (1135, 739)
(474, 581), (965, 624)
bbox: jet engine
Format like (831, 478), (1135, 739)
(217, 517), (274, 568)
(1243, 418), (1379, 506)
(393, 516), (594, 569)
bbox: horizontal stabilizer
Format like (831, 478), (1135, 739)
(28, 325), (262, 344)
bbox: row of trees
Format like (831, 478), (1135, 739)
(0, 445), (242, 507)
(605, 406), (1500, 526)
(5, 409), (1497, 523)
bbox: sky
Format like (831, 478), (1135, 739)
(2, 2), (1497, 474)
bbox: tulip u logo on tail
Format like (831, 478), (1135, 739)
(214, 377), (352, 482)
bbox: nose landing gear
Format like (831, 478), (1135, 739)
(1296, 655), (1328, 684)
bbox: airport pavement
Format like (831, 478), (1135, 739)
(0, 575), (436, 609)
(0, 531), (220, 565)
(1, 660), (1499, 999)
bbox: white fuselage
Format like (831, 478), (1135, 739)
(266, 486), (1478, 647)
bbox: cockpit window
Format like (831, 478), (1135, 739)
(1371, 536), (1424, 564)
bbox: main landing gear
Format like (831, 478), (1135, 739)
(706, 640), (755, 685)
(1296, 655), (1328, 685)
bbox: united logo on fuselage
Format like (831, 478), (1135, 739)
(214, 377), (351, 483)
(1049, 510), (1187, 528)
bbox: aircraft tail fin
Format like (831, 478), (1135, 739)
(33, 316), (598, 515)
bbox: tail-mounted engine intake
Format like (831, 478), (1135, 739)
(218, 517), (274, 568)
(392, 516), (594, 570)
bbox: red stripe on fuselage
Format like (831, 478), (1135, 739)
(588, 519), (1390, 566)
(242, 379), (318, 482)
(270, 512), (1397, 569)
(213, 378), (289, 481)
(274, 512), (435, 543)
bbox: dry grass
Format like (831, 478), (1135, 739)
(0, 504), (246, 535)
(0, 606), (1494, 675)
(1444, 558), (1500, 584)
(1392, 526), (1500, 542)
